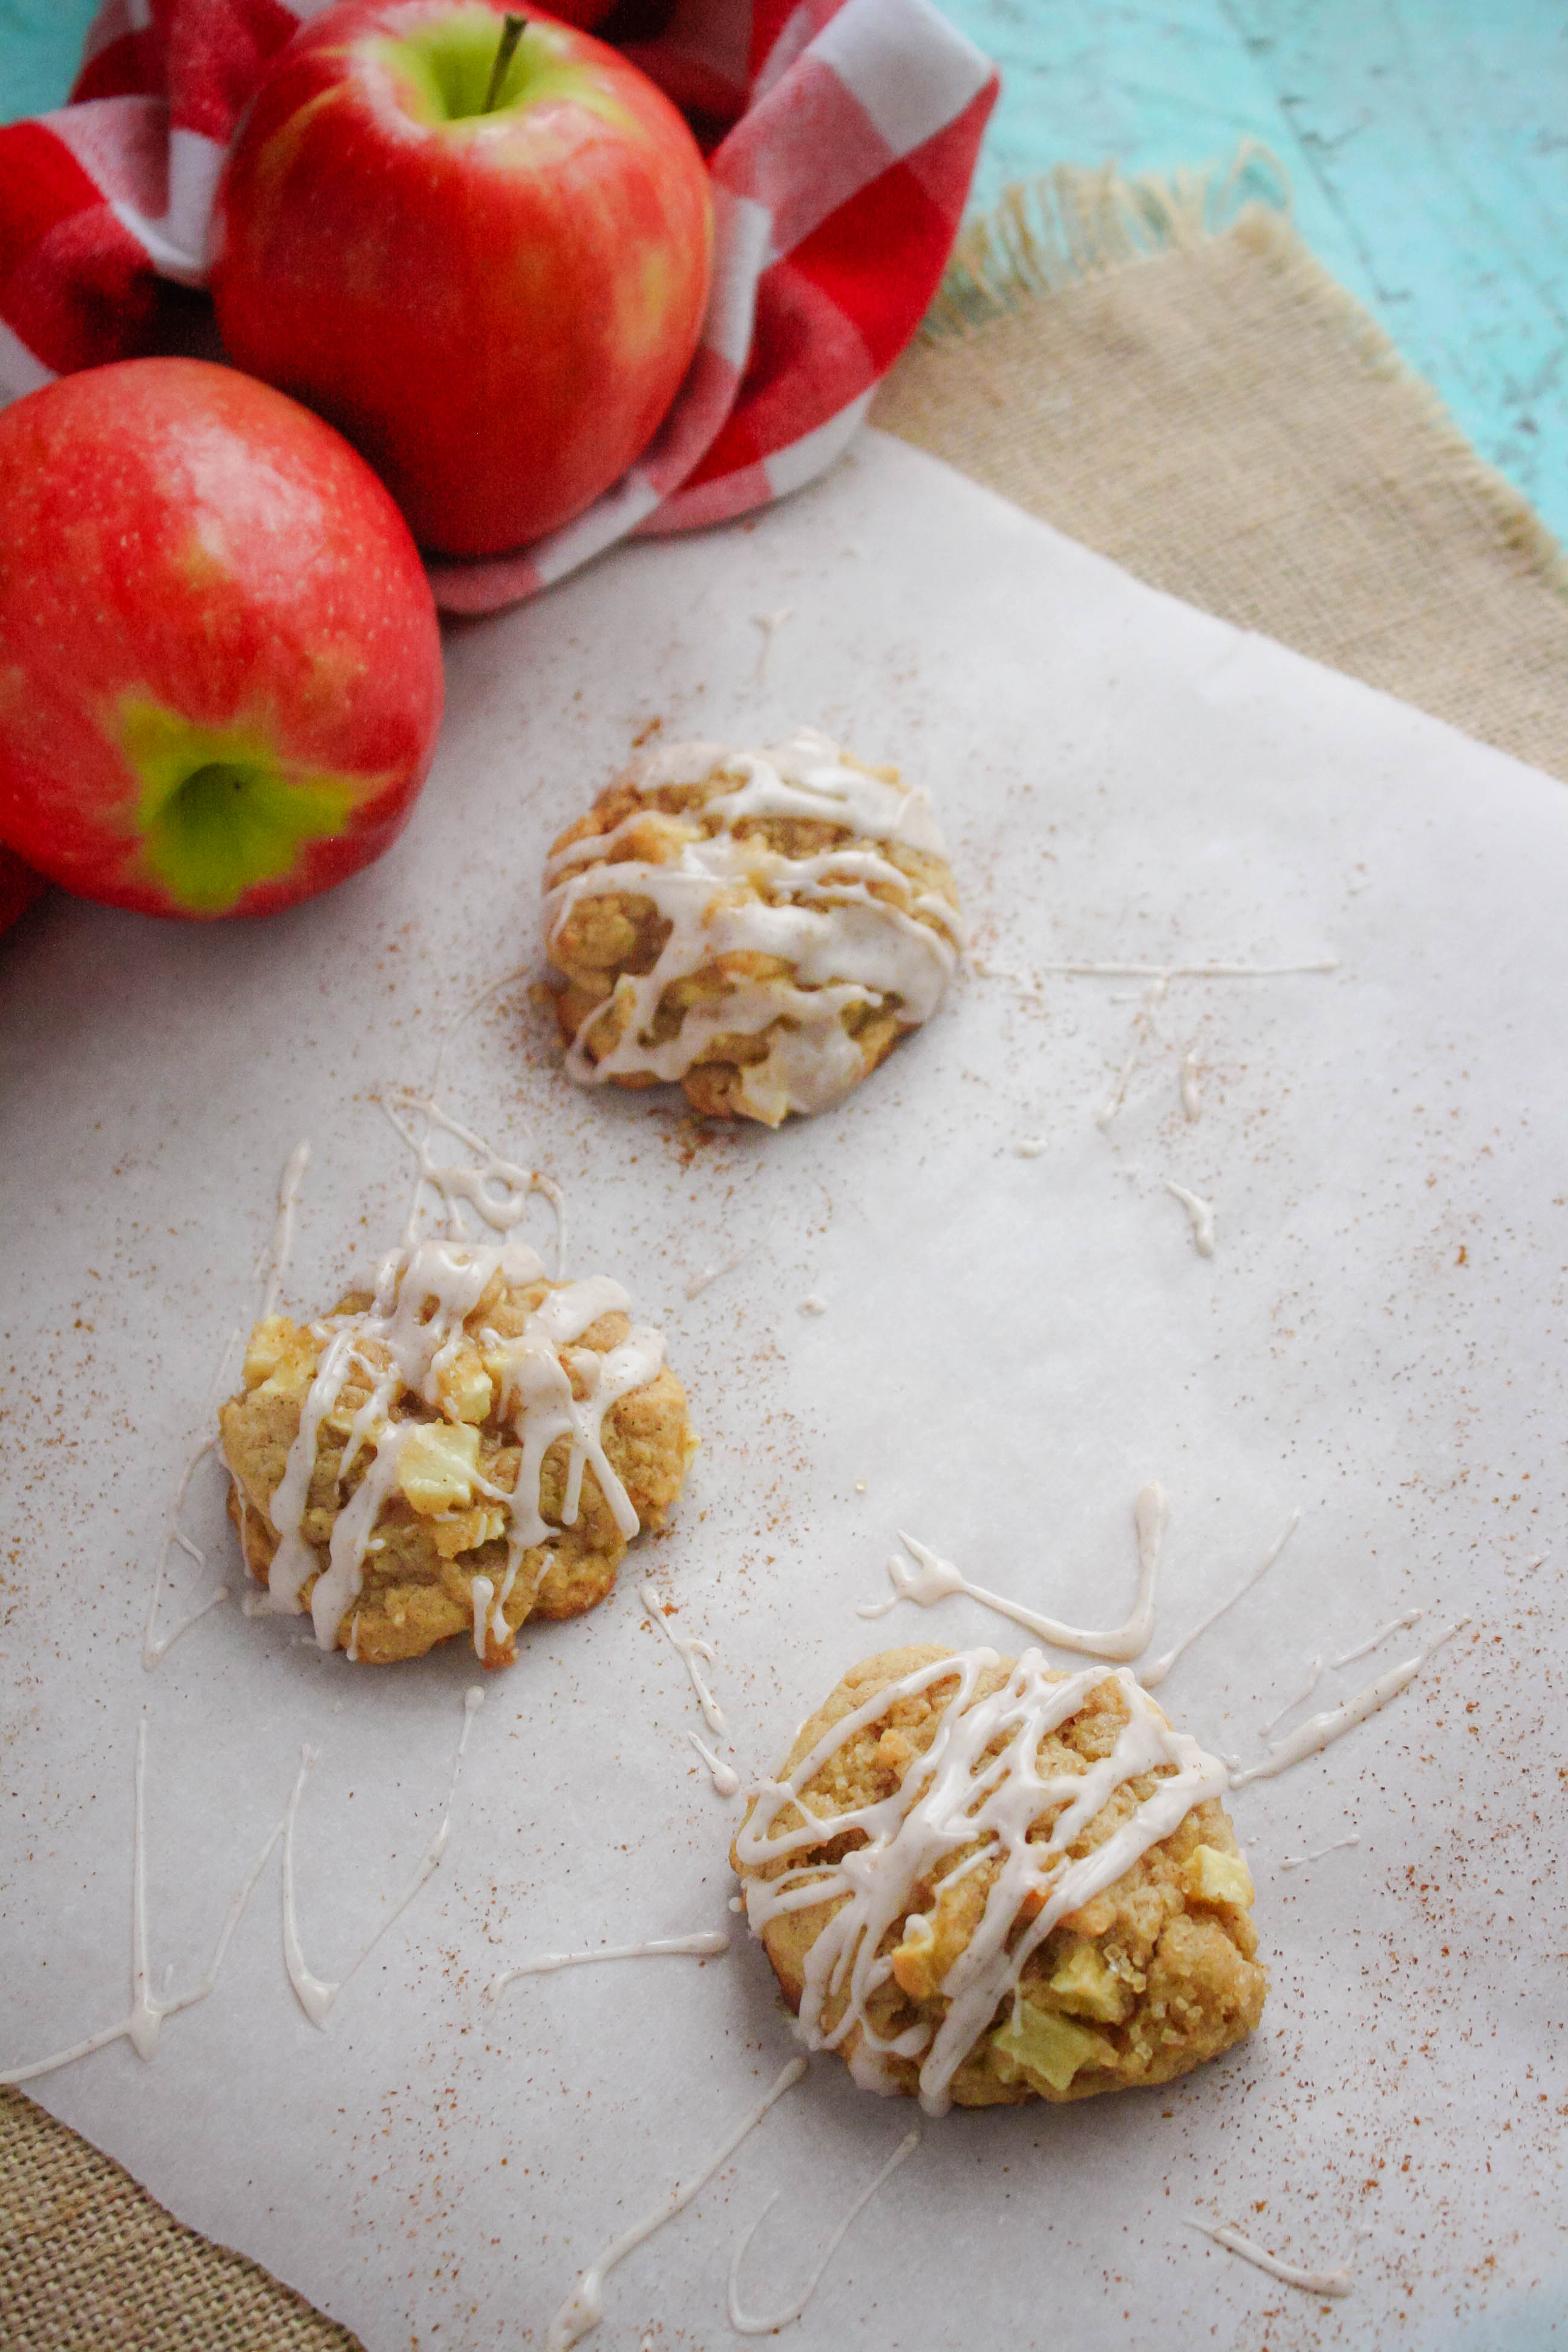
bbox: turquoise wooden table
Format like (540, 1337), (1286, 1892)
(3, 0), (1565, 539)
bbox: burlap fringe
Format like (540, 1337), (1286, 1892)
(924, 145), (1568, 601)
(923, 139), (1293, 338)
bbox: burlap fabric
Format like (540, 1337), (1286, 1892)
(878, 164), (1568, 780)
(5, 174), (1566, 2351)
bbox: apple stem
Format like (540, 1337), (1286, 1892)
(482, 12), (526, 112)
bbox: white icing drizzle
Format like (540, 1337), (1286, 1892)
(685, 1242), (752, 1298)
(1229, 1619), (1467, 1788)
(546, 2054), (809, 2351)
(1261, 1655), (1322, 1737)
(641, 1579), (725, 1733)
(384, 1091), (566, 1272)
(303, 1418), (413, 1650)
(1188, 2217), (1356, 2296)
(543, 729), (962, 1123)
(1, 1720), (281, 2086)
(148, 1137), (309, 1667)
(428, 964), (531, 1095)
(687, 1730), (741, 1796)
(1036, 959), (1339, 981)
(256, 1138), (312, 1321)
(143, 1434), (234, 1669)
(1111, 980), (1167, 1023)
(976, 955), (1334, 1132)
(1013, 1137), (1047, 1158)
(751, 604), (794, 681)
(1097, 978), (1165, 1129)
(253, 1102), (660, 1650)
(491, 1932), (728, 1998)
(1331, 1610), (1423, 1668)
(727, 2127), (920, 2334)
(471, 1573), (495, 1659)
(1140, 1510), (1299, 1688)
(1281, 1832), (1360, 1873)
(1164, 1178), (1215, 1257)
(799, 1294), (827, 1316)
(736, 1647), (1229, 2116)
(281, 1687), (482, 2028)
(488, 1546), (542, 1650)
(857, 1486), (1169, 1665)
(967, 956), (1041, 997)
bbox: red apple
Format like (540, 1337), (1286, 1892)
(211, 0), (713, 558)
(0, 358), (443, 920)
(525, 0), (615, 21)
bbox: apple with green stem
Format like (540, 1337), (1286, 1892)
(0, 358), (443, 920)
(211, 0), (713, 558)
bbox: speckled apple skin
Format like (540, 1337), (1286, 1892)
(211, 0), (713, 558)
(0, 358), (443, 919)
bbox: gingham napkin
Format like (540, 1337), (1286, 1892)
(0, 0), (996, 615)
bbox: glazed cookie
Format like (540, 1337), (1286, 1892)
(541, 728), (963, 1126)
(733, 1644), (1266, 2115)
(220, 1236), (696, 1665)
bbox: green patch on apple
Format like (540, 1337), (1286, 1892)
(383, 7), (633, 136)
(123, 700), (370, 916)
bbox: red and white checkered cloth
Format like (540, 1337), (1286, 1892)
(0, 0), (996, 615)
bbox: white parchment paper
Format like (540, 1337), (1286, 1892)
(2, 434), (1564, 2352)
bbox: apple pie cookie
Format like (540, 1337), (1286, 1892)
(541, 728), (963, 1126)
(220, 1236), (696, 1665)
(733, 1645), (1266, 2115)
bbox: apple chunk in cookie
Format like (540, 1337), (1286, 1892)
(733, 1645), (1266, 2115)
(220, 1238), (696, 1666)
(542, 729), (964, 1126)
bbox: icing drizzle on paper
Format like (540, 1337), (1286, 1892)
(1228, 1619), (1467, 1786)
(972, 949), (1336, 1132)
(854, 1492), (1462, 1794)
(858, 1486), (1169, 1662)
(143, 1138), (312, 1669)
(1189, 2216), (1358, 2296)
(1, 1720), (281, 2087)
(545, 2056), (808, 2350)
(1, 1688), (485, 2081)
(281, 1688), (483, 2028)
(491, 1932), (728, 1999)
(642, 1579), (725, 1733)
(727, 2127), (921, 2334)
